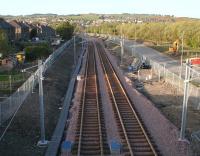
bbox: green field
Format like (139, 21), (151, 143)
(0, 74), (24, 82)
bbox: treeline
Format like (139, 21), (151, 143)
(86, 21), (200, 49)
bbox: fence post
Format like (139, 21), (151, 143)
(17, 88), (20, 107)
(138, 70), (140, 81)
(195, 88), (199, 109)
(163, 64), (166, 80)
(0, 102), (1, 126)
(37, 60), (48, 146)
(173, 73), (175, 85)
(150, 60), (153, 79)
(180, 60), (191, 140)
(120, 40), (124, 65)
(178, 78), (181, 92)
(197, 88), (200, 110)
(73, 36), (76, 66)
(32, 74), (35, 93)
(9, 75), (12, 94)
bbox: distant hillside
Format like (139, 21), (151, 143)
(0, 13), (199, 23)
(26, 13), (58, 17)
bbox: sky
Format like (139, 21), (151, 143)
(0, 0), (200, 18)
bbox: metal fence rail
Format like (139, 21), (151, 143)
(104, 34), (200, 110)
(45, 39), (87, 156)
(148, 58), (200, 109)
(0, 40), (72, 125)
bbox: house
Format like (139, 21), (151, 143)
(17, 21), (30, 40)
(24, 22), (33, 33)
(37, 24), (56, 40)
(9, 20), (22, 40)
(0, 18), (14, 41)
(42, 25), (56, 40)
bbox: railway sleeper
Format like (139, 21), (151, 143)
(80, 150), (101, 156)
(81, 137), (100, 142)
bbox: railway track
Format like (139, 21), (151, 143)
(72, 42), (109, 155)
(96, 41), (159, 156)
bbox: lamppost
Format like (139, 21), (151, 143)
(21, 61), (48, 146)
(37, 60), (48, 146)
(180, 31), (185, 78)
(120, 39), (124, 65)
(134, 20), (137, 57)
(74, 36), (76, 66)
(132, 47), (134, 57)
(179, 59), (200, 140)
(179, 59), (191, 141)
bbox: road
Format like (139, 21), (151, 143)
(111, 37), (182, 72)
(108, 37), (200, 80)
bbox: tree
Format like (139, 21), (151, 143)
(86, 20), (200, 50)
(56, 22), (74, 40)
(0, 29), (10, 57)
(25, 44), (52, 61)
(30, 28), (37, 39)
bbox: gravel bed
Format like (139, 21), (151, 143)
(101, 39), (190, 156)
(94, 39), (121, 144)
(0, 44), (77, 156)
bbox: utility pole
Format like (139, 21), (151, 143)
(120, 38), (124, 65)
(134, 21), (137, 57)
(74, 36), (76, 65)
(80, 30), (83, 51)
(82, 37), (84, 50)
(37, 60), (48, 146)
(180, 32), (185, 78)
(132, 47), (134, 57)
(9, 75), (12, 94)
(180, 59), (190, 140)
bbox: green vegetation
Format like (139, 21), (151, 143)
(0, 29), (11, 57)
(87, 21), (200, 50)
(24, 43), (52, 61)
(0, 73), (27, 94)
(0, 74), (24, 82)
(30, 28), (37, 39)
(56, 22), (74, 40)
(67, 14), (99, 21)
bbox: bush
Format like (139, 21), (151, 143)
(56, 22), (74, 40)
(25, 45), (52, 61)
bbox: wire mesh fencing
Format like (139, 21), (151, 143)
(147, 58), (200, 110)
(0, 74), (29, 96)
(114, 34), (200, 110)
(0, 40), (72, 125)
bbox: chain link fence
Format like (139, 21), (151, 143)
(148, 59), (200, 109)
(130, 45), (200, 110)
(104, 34), (200, 110)
(100, 33), (200, 150)
(0, 40), (72, 125)
(0, 74), (30, 96)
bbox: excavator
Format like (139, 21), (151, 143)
(169, 39), (180, 54)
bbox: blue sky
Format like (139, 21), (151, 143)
(0, 0), (200, 18)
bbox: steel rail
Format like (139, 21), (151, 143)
(96, 41), (158, 156)
(77, 42), (104, 155)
